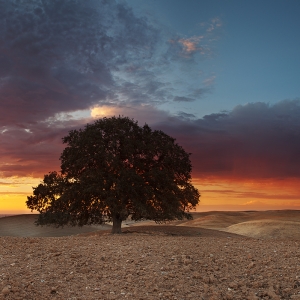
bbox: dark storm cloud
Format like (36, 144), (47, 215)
(155, 99), (300, 180)
(0, 0), (160, 126)
(0, 0), (171, 177)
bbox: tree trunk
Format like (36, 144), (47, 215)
(112, 214), (122, 234)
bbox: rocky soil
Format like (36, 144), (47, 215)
(1, 226), (300, 300)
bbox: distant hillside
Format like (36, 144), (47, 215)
(0, 214), (16, 218)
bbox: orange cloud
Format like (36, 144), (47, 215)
(178, 36), (204, 54)
(193, 177), (300, 211)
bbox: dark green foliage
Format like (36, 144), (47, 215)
(26, 116), (200, 233)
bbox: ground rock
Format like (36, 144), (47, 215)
(1, 286), (10, 295)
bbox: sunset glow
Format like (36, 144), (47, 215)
(194, 178), (300, 211)
(91, 106), (117, 119)
(2, 177), (300, 214)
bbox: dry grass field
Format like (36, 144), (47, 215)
(1, 210), (300, 239)
(1, 211), (300, 299)
(179, 210), (300, 240)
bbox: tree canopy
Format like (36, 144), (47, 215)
(26, 116), (200, 233)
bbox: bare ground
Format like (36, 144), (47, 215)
(1, 227), (300, 299)
(1, 211), (300, 299)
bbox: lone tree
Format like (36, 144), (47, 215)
(26, 116), (200, 233)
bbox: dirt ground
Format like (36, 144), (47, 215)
(1, 225), (300, 300)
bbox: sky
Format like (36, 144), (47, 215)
(1, 0), (300, 214)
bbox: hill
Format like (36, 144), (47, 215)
(1, 210), (300, 239)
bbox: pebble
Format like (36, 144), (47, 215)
(1, 286), (10, 295)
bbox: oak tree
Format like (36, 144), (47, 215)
(26, 116), (200, 233)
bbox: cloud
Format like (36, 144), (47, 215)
(1, 97), (300, 182)
(168, 35), (211, 59)
(0, 0), (162, 127)
(0, 0), (214, 123)
(188, 87), (211, 100)
(176, 112), (197, 120)
(0, 0), (170, 178)
(203, 76), (216, 87)
(0, 0), (221, 117)
(0, 1), (221, 180)
(167, 17), (222, 60)
(0, 117), (89, 178)
(178, 36), (204, 54)
(173, 87), (212, 103)
(0, 103), (172, 178)
(206, 17), (223, 33)
(66, 99), (300, 182)
(152, 99), (300, 180)
(91, 104), (171, 126)
(173, 96), (195, 102)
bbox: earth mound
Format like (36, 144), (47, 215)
(224, 219), (300, 239)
